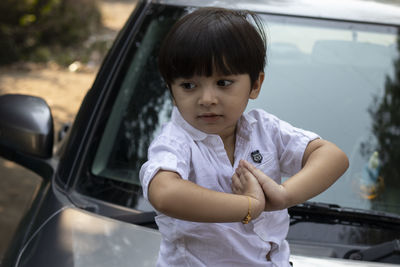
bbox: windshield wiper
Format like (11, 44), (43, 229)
(344, 239), (400, 262)
(288, 201), (400, 230)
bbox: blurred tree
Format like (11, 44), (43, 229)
(0, 0), (101, 65)
(369, 32), (400, 189)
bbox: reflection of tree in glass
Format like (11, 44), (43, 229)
(121, 63), (172, 173)
(104, 17), (177, 208)
(365, 31), (400, 212)
(116, 16), (180, 175)
(369, 32), (400, 188)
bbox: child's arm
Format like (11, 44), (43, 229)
(232, 139), (349, 211)
(148, 169), (265, 222)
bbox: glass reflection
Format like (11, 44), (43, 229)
(361, 31), (400, 214)
(85, 9), (181, 209)
(248, 15), (399, 215)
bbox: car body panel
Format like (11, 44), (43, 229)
(13, 206), (396, 267)
(14, 207), (160, 267)
(156, 0), (400, 26)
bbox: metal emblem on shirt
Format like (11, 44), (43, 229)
(251, 150), (263, 163)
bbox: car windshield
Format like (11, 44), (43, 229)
(248, 15), (400, 215)
(84, 5), (400, 216)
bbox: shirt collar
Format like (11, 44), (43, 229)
(236, 110), (258, 141)
(171, 106), (258, 141)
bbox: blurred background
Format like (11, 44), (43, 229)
(0, 0), (137, 260)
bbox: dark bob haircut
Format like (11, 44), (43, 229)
(158, 7), (267, 87)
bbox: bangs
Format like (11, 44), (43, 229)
(159, 8), (266, 85)
(166, 24), (245, 78)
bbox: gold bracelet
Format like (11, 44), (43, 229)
(242, 196), (252, 224)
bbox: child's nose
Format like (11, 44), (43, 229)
(198, 87), (217, 106)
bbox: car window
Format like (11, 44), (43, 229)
(247, 15), (399, 215)
(91, 17), (174, 186)
(83, 5), (400, 216)
(75, 5), (183, 211)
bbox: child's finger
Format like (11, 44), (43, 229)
(231, 173), (243, 193)
(240, 159), (278, 189)
(239, 166), (258, 184)
(235, 167), (241, 177)
(237, 167), (246, 180)
(240, 159), (256, 171)
(241, 160), (269, 180)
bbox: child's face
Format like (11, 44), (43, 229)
(170, 72), (263, 140)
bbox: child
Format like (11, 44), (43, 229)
(139, 7), (348, 267)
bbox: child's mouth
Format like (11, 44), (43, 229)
(198, 113), (222, 122)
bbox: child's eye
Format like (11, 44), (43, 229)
(217, 80), (233, 87)
(180, 82), (196, 90)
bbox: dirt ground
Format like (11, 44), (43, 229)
(0, 0), (136, 260)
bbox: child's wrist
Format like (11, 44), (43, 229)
(278, 183), (292, 209)
(254, 198), (265, 218)
(241, 196), (263, 224)
(249, 196), (264, 219)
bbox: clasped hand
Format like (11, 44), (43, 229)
(232, 160), (289, 216)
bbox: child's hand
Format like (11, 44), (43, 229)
(235, 160), (290, 211)
(231, 163), (265, 219)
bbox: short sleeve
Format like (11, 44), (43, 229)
(139, 135), (190, 200)
(273, 119), (319, 176)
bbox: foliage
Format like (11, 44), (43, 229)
(369, 32), (400, 187)
(0, 0), (102, 65)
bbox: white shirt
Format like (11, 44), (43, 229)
(140, 107), (319, 267)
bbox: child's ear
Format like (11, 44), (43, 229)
(249, 72), (265, 99)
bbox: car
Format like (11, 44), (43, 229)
(1, 0), (400, 266)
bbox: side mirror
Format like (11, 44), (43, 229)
(0, 94), (54, 158)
